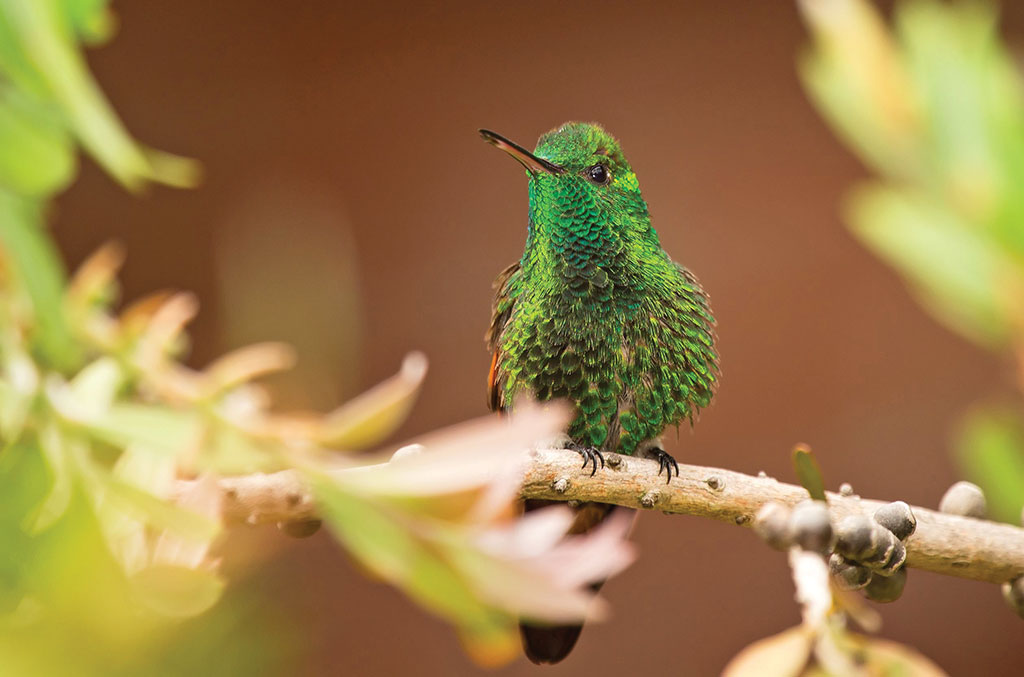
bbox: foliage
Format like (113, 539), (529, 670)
(0, 1), (631, 673)
(799, 0), (1024, 523)
(718, 0), (1024, 673)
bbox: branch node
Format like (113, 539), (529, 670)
(605, 453), (622, 468)
(706, 475), (724, 492)
(552, 477), (570, 494)
(640, 489), (661, 509)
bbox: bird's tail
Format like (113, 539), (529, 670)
(518, 500), (626, 665)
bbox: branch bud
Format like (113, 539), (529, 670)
(1002, 576), (1024, 620)
(938, 481), (986, 518)
(873, 501), (916, 541)
(829, 553), (872, 590)
(789, 500), (833, 554)
(863, 566), (907, 603)
(838, 514), (904, 571)
(753, 502), (792, 550)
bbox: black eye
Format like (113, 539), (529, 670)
(587, 164), (610, 185)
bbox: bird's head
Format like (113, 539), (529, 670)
(480, 122), (651, 244)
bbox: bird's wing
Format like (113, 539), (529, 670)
(485, 261), (521, 412)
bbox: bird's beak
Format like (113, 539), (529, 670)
(479, 129), (565, 175)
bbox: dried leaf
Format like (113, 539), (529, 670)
(66, 241), (123, 311)
(201, 341), (296, 395)
(132, 292), (198, 368)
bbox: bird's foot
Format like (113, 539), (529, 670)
(649, 447), (679, 484)
(567, 442), (605, 477)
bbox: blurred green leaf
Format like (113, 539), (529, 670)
(0, 0), (197, 190)
(847, 184), (1016, 349)
(897, 3), (1006, 214)
(195, 423), (280, 475)
(67, 356), (123, 416)
(85, 403), (201, 457)
(0, 342), (38, 440)
(0, 188), (81, 370)
(77, 451), (218, 544)
(725, 625), (948, 677)
(0, 86), (76, 196)
(792, 444), (826, 502)
(25, 421), (73, 533)
(955, 406), (1024, 524)
(826, 631), (949, 677)
(129, 565), (224, 618)
(722, 626), (811, 677)
(58, 0), (114, 44)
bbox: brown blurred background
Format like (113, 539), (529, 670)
(55, 1), (1024, 675)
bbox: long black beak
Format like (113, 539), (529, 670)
(479, 129), (565, 175)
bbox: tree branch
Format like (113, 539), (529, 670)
(191, 448), (1024, 585)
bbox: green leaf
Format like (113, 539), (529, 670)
(0, 86), (76, 196)
(830, 632), (948, 677)
(955, 406), (1024, 524)
(0, 0), (198, 189)
(722, 626), (812, 677)
(0, 188), (81, 371)
(792, 444), (826, 501)
(67, 356), (122, 416)
(0, 342), (38, 441)
(58, 0), (114, 44)
(129, 565), (225, 618)
(85, 402), (201, 456)
(194, 423), (281, 475)
(75, 448), (219, 544)
(25, 421), (73, 533)
(847, 184), (1017, 349)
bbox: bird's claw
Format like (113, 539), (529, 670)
(568, 443), (605, 477)
(651, 447), (679, 484)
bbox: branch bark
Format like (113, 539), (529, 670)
(191, 448), (1024, 585)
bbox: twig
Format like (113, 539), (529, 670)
(184, 448), (1024, 585)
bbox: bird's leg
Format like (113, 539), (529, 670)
(567, 442), (605, 477)
(648, 447), (679, 484)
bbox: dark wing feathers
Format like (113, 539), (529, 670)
(486, 261), (521, 412)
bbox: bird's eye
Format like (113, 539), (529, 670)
(587, 164), (611, 185)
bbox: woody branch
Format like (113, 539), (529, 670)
(182, 447), (1024, 585)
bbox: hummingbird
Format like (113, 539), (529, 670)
(481, 122), (719, 664)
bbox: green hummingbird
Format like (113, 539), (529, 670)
(481, 122), (719, 664)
